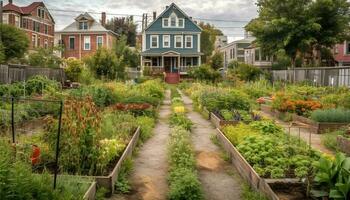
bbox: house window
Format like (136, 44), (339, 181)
(163, 35), (170, 48)
(178, 19), (184, 28)
(15, 16), (20, 27)
(79, 21), (88, 30)
(186, 57), (192, 66)
(3, 14), (8, 24)
(175, 35), (183, 48)
(69, 36), (75, 50)
(37, 8), (45, 18)
(230, 48), (235, 59)
(346, 41), (350, 54)
(170, 16), (176, 27)
(44, 25), (48, 34)
(84, 36), (91, 50)
(150, 35), (158, 48)
(44, 39), (48, 49)
(185, 36), (193, 48)
(37, 36), (41, 47)
(97, 36), (103, 48)
(22, 18), (27, 29)
(32, 34), (37, 47)
(33, 21), (40, 32)
(163, 18), (169, 27)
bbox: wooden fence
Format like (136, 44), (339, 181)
(0, 64), (65, 84)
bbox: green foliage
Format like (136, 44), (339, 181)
(28, 47), (63, 68)
(199, 23), (222, 63)
(188, 64), (221, 83)
(0, 42), (5, 64)
(312, 153), (350, 199)
(170, 113), (193, 131)
(64, 58), (84, 82)
(114, 35), (139, 68)
(321, 129), (346, 151)
(222, 123), (259, 145)
(311, 109), (350, 123)
(85, 48), (125, 80)
(199, 88), (251, 112)
(230, 61), (262, 82)
(0, 24), (29, 61)
(168, 127), (203, 200)
(105, 17), (137, 47)
(250, 121), (283, 135)
(242, 183), (269, 200)
(210, 51), (224, 70)
(136, 116), (155, 142)
(115, 158), (133, 194)
(0, 140), (90, 200)
(69, 85), (118, 107)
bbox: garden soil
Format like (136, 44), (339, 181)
(181, 91), (243, 200)
(110, 90), (171, 200)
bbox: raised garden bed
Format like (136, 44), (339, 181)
(215, 128), (309, 200)
(337, 136), (350, 156)
(93, 126), (140, 196)
(83, 181), (97, 200)
(210, 112), (238, 129)
(261, 105), (349, 134)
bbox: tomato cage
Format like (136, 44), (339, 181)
(0, 97), (63, 189)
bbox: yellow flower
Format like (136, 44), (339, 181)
(174, 106), (185, 113)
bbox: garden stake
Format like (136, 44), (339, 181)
(298, 127), (301, 145)
(11, 97), (15, 143)
(53, 101), (63, 189)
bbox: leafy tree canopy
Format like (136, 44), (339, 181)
(0, 24), (29, 61)
(28, 47), (63, 68)
(105, 17), (137, 47)
(199, 22), (223, 63)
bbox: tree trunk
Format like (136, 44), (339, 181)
(291, 56), (296, 83)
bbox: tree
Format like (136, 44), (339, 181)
(210, 51), (224, 70)
(105, 17), (137, 46)
(246, 0), (350, 79)
(28, 47), (63, 68)
(188, 64), (221, 83)
(115, 35), (140, 68)
(0, 42), (5, 64)
(230, 61), (262, 82)
(0, 24), (29, 61)
(85, 48), (124, 80)
(199, 23), (223, 63)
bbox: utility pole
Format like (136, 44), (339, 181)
(145, 13), (148, 29)
(141, 13), (145, 31)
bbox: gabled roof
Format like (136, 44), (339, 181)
(56, 12), (118, 36)
(144, 3), (202, 32)
(220, 37), (256, 49)
(3, 2), (55, 23)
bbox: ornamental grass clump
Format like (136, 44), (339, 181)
(311, 109), (350, 123)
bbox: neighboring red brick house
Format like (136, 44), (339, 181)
(55, 12), (118, 59)
(334, 41), (350, 66)
(2, 0), (55, 50)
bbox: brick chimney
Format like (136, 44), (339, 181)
(153, 12), (156, 21)
(101, 12), (106, 26)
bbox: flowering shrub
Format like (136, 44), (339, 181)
(173, 106), (185, 114)
(279, 100), (322, 116)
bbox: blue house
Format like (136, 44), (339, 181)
(141, 3), (202, 83)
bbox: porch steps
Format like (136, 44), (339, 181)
(165, 72), (180, 84)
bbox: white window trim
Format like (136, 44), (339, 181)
(150, 35), (159, 48)
(2, 13), (8, 24)
(97, 36), (104, 48)
(185, 35), (193, 48)
(162, 18), (169, 28)
(163, 35), (170, 48)
(84, 36), (91, 50)
(174, 35), (183, 48)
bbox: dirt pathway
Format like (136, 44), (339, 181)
(260, 111), (334, 155)
(111, 90), (171, 200)
(181, 91), (242, 200)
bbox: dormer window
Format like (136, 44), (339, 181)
(162, 12), (184, 28)
(79, 21), (88, 30)
(37, 8), (45, 18)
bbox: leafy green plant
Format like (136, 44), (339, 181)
(311, 109), (350, 123)
(312, 153), (350, 199)
(222, 123), (259, 145)
(321, 129), (346, 151)
(115, 158), (133, 194)
(169, 113), (193, 131)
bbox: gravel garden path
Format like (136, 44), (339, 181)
(260, 111), (334, 155)
(181, 91), (243, 200)
(111, 90), (171, 200)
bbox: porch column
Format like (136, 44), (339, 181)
(178, 56), (180, 73)
(140, 55), (143, 76)
(162, 56), (164, 71)
(198, 56), (201, 66)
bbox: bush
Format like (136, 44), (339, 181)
(223, 123), (259, 145)
(311, 109), (350, 123)
(136, 116), (155, 142)
(228, 61), (262, 81)
(168, 168), (203, 200)
(28, 47), (62, 68)
(321, 130), (346, 151)
(0, 24), (29, 61)
(64, 58), (84, 82)
(188, 64), (221, 83)
(69, 85), (118, 107)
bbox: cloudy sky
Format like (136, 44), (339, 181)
(11, 0), (258, 42)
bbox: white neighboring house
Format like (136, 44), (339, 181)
(214, 35), (228, 49)
(245, 45), (274, 68)
(219, 37), (255, 68)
